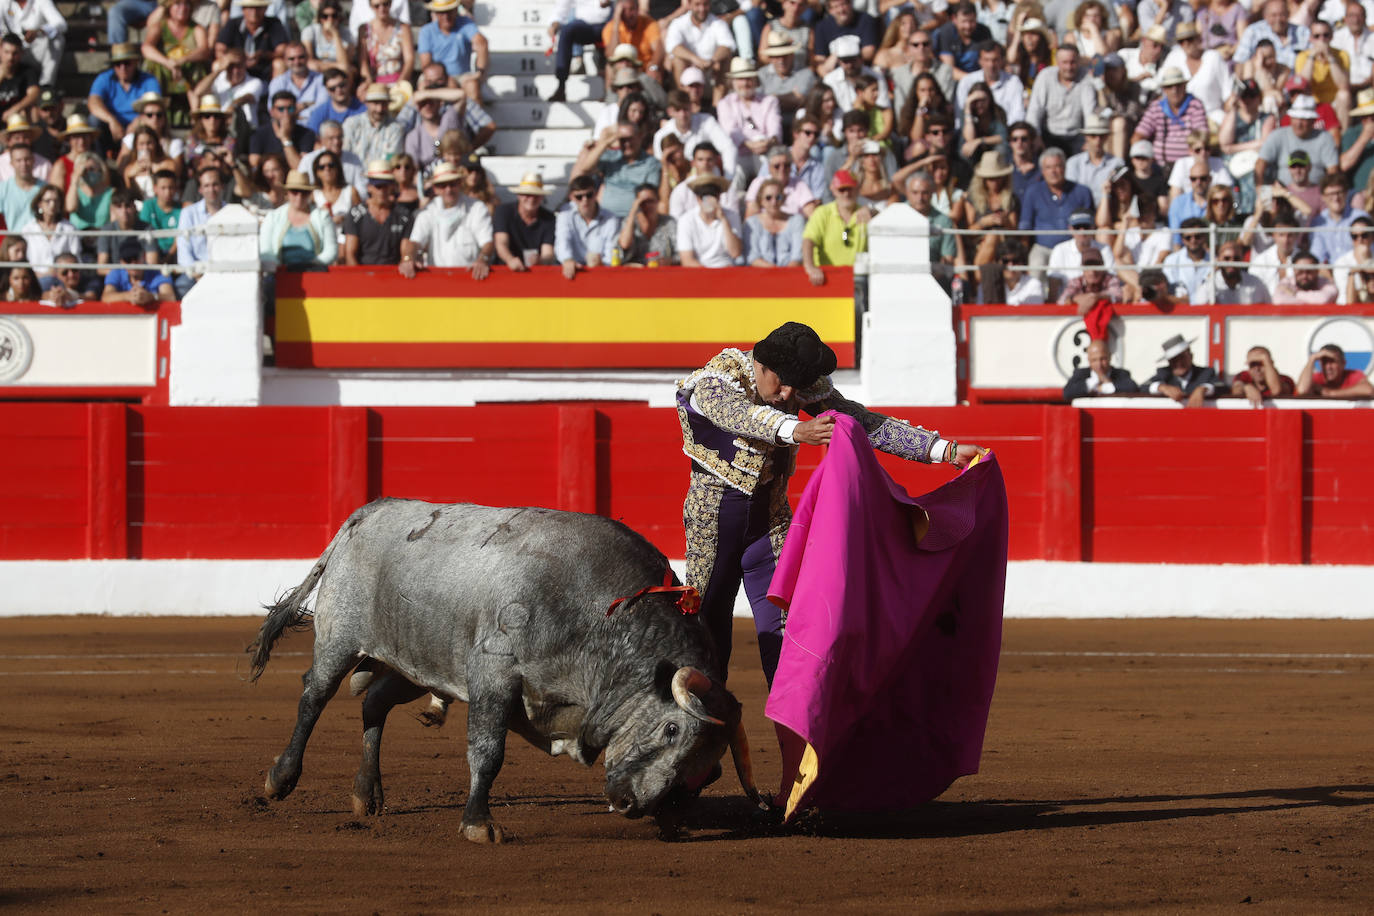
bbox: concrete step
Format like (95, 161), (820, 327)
(472, 3), (559, 29)
(483, 26), (555, 54)
(487, 51), (555, 76)
(481, 155), (577, 186)
(486, 127), (591, 156)
(483, 74), (604, 102)
(487, 100), (602, 129)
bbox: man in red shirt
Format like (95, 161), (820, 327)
(1295, 343), (1374, 397)
(1230, 346), (1296, 406)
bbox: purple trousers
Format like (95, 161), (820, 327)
(695, 477), (785, 686)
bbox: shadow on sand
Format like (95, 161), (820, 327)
(655, 784), (1374, 842)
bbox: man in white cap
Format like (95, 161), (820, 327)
(1143, 334), (1220, 406)
(663, 0), (735, 94)
(1065, 115), (1122, 205)
(652, 88), (735, 177)
(822, 34), (889, 114)
(343, 83), (404, 167)
(214, 0), (290, 82)
(757, 32), (815, 124)
(493, 173), (556, 270)
(814, 0), (880, 73)
(717, 58), (780, 186)
(400, 161), (493, 278)
(418, 0), (487, 98)
(679, 65), (713, 117)
(1255, 95), (1339, 185)
(600, 0), (663, 81)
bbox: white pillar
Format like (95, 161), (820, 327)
(169, 205), (263, 406)
(861, 203), (957, 406)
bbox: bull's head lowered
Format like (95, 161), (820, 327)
(602, 664), (759, 818)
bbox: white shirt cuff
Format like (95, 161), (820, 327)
(932, 437), (953, 463)
(778, 417), (800, 444)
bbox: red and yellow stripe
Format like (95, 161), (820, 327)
(273, 267), (856, 369)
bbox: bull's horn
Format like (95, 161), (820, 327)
(671, 667), (725, 726)
(729, 718), (762, 806)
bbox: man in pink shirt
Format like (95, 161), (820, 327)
(1275, 251), (1339, 302)
(715, 57), (781, 187)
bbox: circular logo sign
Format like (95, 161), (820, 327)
(1306, 317), (1374, 376)
(0, 316), (33, 384)
(1051, 316), (1124, 380)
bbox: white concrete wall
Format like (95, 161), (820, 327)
(1, 559), (1369, 619)
(169, 205), (263, 406)
(863, 204), (957, 406)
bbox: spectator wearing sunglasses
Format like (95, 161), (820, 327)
(555, 174), (621, 280)
(979, 237), (1044, 304)
(38, 253), (101, 307)
(305, 67), (365, 134)
(1330, 214), (1374, 302)
(745, 177), (804, 267)
(301, 1), (355, 75)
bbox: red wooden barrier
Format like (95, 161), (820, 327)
(2, 403), (1371, 565)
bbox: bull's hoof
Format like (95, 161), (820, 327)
(264, 756), (297, 800)
(351, 778), (384, 816)
(462, 819), (505, 844)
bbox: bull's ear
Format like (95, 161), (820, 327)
(652, 659), (677, 701)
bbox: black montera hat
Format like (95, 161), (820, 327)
(753, 322), (838, 389)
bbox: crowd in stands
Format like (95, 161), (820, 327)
(0, 0), (1369, 398)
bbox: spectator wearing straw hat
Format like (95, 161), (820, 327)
(344, 83), (403, 167)
(592, 67), (643, 137)
(1144, 333), (1220, 404)
(342, 159), (413, 265)
(677, 173), (742, 268)
(0, 112), (49, 182)
(399, 160), (492, 278)
(605, 43), (667, 112)
(259, 170), (338, 270)
(417, 0), (485, 86)
(600, 0), (662, 80)
(758, 32), (813, 124)
(493, 172), (556, 270)
(48, 113), (98, 194)
(214, 0), (290, 82)
(1256, 95), (1339, 186)
(718, 57), (781, 187)
(1340, 88), (1374, 197)
(1119, 25), (1167, 97)
(1131, 66), (1208, 168)
(1159, 21), (1230, 118)
(1066, 114), (1121, 205)
(88, 43), (161, 145)
(193, 48), (264, 131)
(0, 34), (36, 123)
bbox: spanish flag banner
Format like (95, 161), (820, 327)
(274, 267), (857, 370)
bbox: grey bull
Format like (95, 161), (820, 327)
(247, 499), (758, 843)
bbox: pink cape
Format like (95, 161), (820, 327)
(764, 413), (1009, 813)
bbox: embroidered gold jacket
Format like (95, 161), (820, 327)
(676, 348), (941, 494)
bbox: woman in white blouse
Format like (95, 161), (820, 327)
(22, 184), (80, 276)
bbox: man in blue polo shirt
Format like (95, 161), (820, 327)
(417, 0), (487, 90)
(87, 43), (161, 145)
(306, 69), (366, 135)
(1019, 146), (1094, 276)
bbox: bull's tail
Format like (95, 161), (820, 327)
(247, 504), (372, 681)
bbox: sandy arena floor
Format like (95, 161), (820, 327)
(2, 616), (1370, 913)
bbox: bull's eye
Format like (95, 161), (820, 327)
(665, 722), (679, 740)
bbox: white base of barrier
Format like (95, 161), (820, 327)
(0, 559), (1370, 619)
